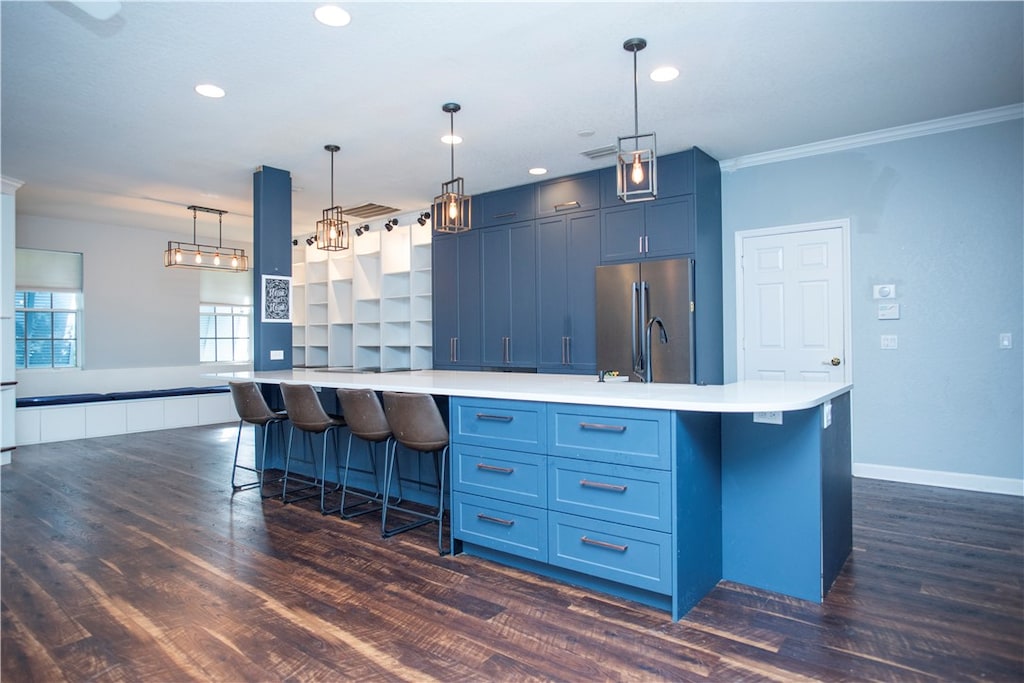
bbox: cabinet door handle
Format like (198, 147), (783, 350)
(476, 413), (514, 422)
(581, 536), (628, 552)
(493, 211), (517, 219)
(502, 336), (510, 364)
(477, 463), (515, 474)
(579, 422), (627, 433)
(477, 513), (515, 526)
(644, 235), (649, 253)
(554, 201), (580, 212)
(580, 479), (628, 492)
(562, 336), (571, 365)
(449, 337), (457, 362)
(639, 236), (644, 254)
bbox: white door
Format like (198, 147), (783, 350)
(737, 222), (849, 382)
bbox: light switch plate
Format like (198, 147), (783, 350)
(822, 400), (832, 429)
(270, 349), (284, 360)
(878, 303), (900, 320)
(999, 333), (1013, 349)
(881, 334), (898, 350)
(753, 411), (783, 425)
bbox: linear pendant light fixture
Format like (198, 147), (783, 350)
(164, 205), (248, 272)
(433, 102), (471, 232)
(617, 37), (657, 203)
(315, 143), (350, 251)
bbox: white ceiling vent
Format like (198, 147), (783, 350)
(580, 144), (618, 160)
(346, 202), (401, 219)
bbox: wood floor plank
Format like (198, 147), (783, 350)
(2, 425), (1021, 681)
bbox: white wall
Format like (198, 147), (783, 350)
(721, 119), (1023, 492)
(15, 214), (253, 395)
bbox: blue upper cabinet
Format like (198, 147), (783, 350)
(536, 173), (600, 218)
(432, 231), (482, 369)
(476, 184), (536, 228)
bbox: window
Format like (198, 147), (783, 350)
(200, 304), (251, 363)
(15, 291), (81, 369)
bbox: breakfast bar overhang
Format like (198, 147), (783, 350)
(219, 369), (852, 620)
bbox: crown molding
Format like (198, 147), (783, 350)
(719, 104), (1024, 173)
(1, 176), (25, 195)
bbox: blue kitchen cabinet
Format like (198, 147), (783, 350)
(536, 211), (600, 374)
(599, 148), (697, 207)
(431, 230), (481, 369)
(600, 194), (694, 263)
(480, 221), (537, 368)
(536, 172), (600, 218)
(475, 184), (536, 227)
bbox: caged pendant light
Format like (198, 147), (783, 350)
(164, 205), (248, 272)
(617, 37), (657, 203)
(432, 102), (471, 232)
(315, 144), (350, 251)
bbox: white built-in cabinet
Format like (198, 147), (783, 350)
(292, 218), (432, 371)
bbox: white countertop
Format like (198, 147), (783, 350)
(211, 369), (851, 413)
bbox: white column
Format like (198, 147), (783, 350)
(1, 176), (23, 465)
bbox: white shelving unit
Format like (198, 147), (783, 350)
(291, 212), (432, 371)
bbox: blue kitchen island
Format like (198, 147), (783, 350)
(220, 369), (852, 620)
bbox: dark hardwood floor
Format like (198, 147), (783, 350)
(2, 423), (1021, 682)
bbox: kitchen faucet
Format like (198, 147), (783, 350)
(635, 316), (669, 383)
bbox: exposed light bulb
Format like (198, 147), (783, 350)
(631, 153), (645, 185)
(195, 251), (203, 265)
(448, 196), (459, 220)
(231, 255), (239, 268)
(175, 249), (183, 264)
(213, 252), (221, 266)
(329, 225), (338, 239)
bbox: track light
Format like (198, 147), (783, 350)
(306, 236), (316, 246)
(292, 239), (299, 246)
(355, 223), (370, 237)
(417, 211), (431, 226)
(385, 218), (399, 232)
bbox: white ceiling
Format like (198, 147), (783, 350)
(2, 1), (1022, 243)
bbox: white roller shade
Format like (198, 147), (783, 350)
(200, 269), (252, 305)
(15, 248), (82, 291)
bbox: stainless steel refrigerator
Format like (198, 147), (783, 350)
(595, 258), (695, 383)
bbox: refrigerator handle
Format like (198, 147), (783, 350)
(631, 281), (640, 377)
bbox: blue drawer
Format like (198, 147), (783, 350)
(548, 511), (671, 595)
(548, 404), (671, 469)
(451, 397), (546, 452)
(452, 444), (546, 505)
(536, 172), (600, 217)
(548, 457), (671, 533)
(454, 492), (547, 562)
(476, 185), (536, 226)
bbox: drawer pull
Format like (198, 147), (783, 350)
(579, 479), (627, 492)
(554, 201), (581, 211)
(581, 536), (628, 552)
(477, 513), (515, 526)
(476, 413), (514, 422)
(476, 463), (514, 474)
(579, 422), (627, 433)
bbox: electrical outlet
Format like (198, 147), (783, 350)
(270, 349), (284, 360)
(999, 333), (1013, 349)
(880, 334), (898, 350)
(753, 411), (783, 425)
(822, 400), (832, 429)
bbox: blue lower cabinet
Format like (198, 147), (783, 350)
(454, 493), (548, 562)
(451, 397), (546, 452)
(548, 511), (672, 595)
(452, 444), (546, 506)
(547, 457), (672, 533)
(548, 403), (671, 469)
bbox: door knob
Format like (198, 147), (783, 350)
(829, 357), (841, 366)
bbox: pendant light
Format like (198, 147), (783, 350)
(432, 102), (472, 233)
(315, 144), (350, 251)
(164, 205), (248, 272)
(617, 37), (657, 203)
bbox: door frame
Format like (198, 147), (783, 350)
(735, 218), (853, 383)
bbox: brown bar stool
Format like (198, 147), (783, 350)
(228, 381), (287, 496)
(381, 391), (449, 555)
(279, 383), (346, 511)
(333, 388), (391, 518)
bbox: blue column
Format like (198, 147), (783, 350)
(252, 165), (292, 371)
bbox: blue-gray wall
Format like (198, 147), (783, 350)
(722, 119), (1023, 488)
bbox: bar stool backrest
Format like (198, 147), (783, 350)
(382, 392), (448, 452)
(229, 381), (282, 425)
(280, 383), (334, 433)
(337, 389), (391, 442)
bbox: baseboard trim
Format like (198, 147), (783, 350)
(854, 463), (1023, 497)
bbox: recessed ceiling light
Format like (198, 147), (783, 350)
(195, 83), (225, 98)
(529, 168), (547, 176)
(441, 134), (463, 145)
(314, 5), (351, 27)
(650, 66), (679, 82)
(577, 129), (596, 138)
